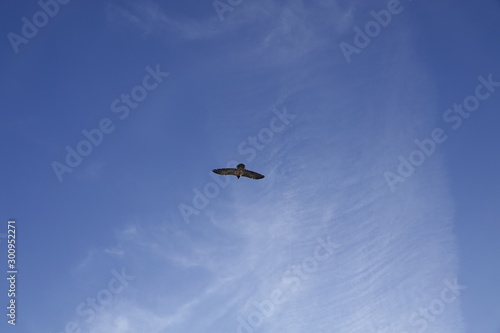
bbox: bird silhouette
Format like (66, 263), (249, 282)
(212, 163), (264, 179)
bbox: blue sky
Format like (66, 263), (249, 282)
(0, 0), (499, 332)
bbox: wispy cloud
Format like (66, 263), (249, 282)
(64, 2), (465, 332)
(105, 0), (355, 64)
(105, 0), (222, 39)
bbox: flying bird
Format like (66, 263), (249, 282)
(212, 163), (265, 179)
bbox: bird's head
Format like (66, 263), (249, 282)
(237, 163), (245, 170)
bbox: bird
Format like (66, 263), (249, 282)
(212, 163), (265, 179)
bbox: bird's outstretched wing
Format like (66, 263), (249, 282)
(242, 169), (265, 179)
(212, 168), (238, 176)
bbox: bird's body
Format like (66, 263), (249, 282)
(212, 163), (264, 179)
